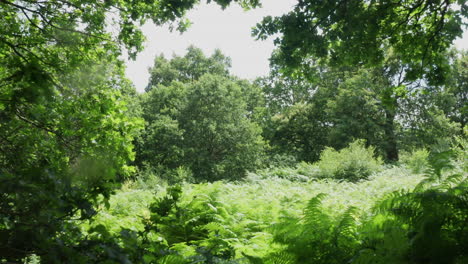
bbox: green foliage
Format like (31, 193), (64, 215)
(314, 140), (383, 181)
(91, 164), (425, 263)
(139, 48), (265, 182)
(265, 194), (359, 264)
(254, 162), (319, 182)
(255, 59), (315, 114)
(256, 18), (466, 163)
(136, 165), (194, 188)
(140, 185), (239, 262)
(446, 51), (468, 127)
(1, 1), (263, 263)
(258, 62), (345, 163)
(0, 0), (259, 76)
(400, 149), (430, 174)
(146, 46), (232, 90)
(357, 174), (468, 263)
(2, 0), (466, 262)
(453, 127), (468, 172)
(399, 94), (463, 151)
(265, 151), (468, 264)
(258, 63), (408, 162)
(266, 102), (328, 163)
(0, 59), (142, 177)
(0, 58), (144, 263)
(253, 0), (465, 83)
(180, 74), (265, 181)
(0, 167), (133, 263)
(325, 70), (387, 153)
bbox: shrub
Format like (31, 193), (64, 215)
(134, 164), (194, 189)
(253, 161), (319, 182)
(399, 149), (430, 174)
(314, 139), (382, 181)
(296, 162), (320, 178)
(254, 166), (310, 182)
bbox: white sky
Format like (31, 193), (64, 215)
(125, 1), (467, 92)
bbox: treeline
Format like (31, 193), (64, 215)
(134, 46), (466, 182)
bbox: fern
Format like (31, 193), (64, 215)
(357, 160), (468, 264)
(158, 255), (188, 264)
(266, 193), (360, 264)
(264, 252), (296, 264)
(333, 206), (360, 253)
(265, 151), (467, 264)
(139, 185), (242, 262)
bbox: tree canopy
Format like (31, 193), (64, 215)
(254, 0), (467, 82)
(146, 45), (231, 90)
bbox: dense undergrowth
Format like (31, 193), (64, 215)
(81, 146), (467, 263)
(73, 136), (467, 264)
(7, 139), (465, 264)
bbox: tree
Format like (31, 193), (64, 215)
(256, 52), (316, 115)
(136, 81), (188, 172)
(260, 50), (465, 162)
(138, 48), (265, 181)
(254, 0), (466, 82)
(253, 1), (466, 159)
(267, 102), (329, 162)
(146, 46), (232, 90)
(139, 74), (265, 182)
(180, 74), (265, 181)
(0, 58), (143, 263)
(444, 50), (468, 127)
(0, 56), (142, 174)
(325, 70), (388, 154)
(397, 50), (466, 150)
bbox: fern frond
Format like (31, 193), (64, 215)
(438, 173), (466, 190)
(158, 254), (187, 264)
(302, 193), (330, 226)
(269, 217), (302, 244)
(335, 206), (359, 241)
(427, 150), (456, 178)
(374, 190), (416, 215)
(264, 251), (296, 264)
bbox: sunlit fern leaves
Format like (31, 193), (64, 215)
(142, 185), (241, 262)
(357, 169), (468, 264)
(334, 206), (360, 254)
(263, 251), (296, 264)
(266, 156), (467, 264)
(413, 150), (457, 191)
(266, 193), (360, 264)
(427, 150), (456, 178)
(302, 193), (330, 227)
(158, 254), (187, 264)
